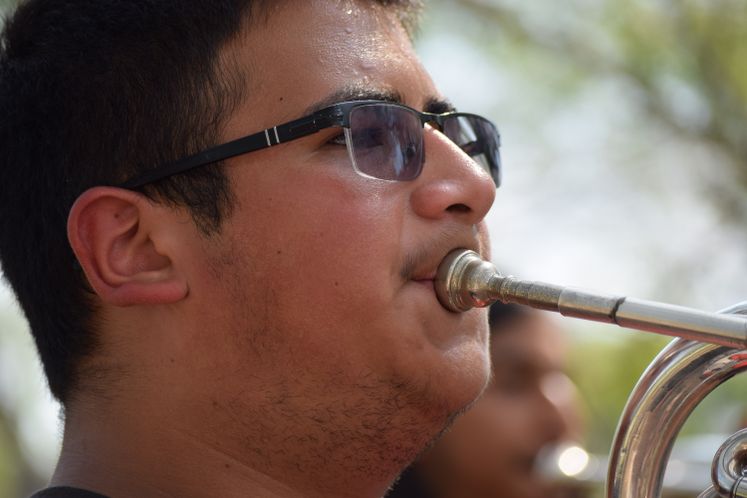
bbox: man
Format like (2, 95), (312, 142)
(387, 303), (585, 498)
(0, 1), (499, 497)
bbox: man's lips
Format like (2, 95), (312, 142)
(411, 277), (435, 289)
(411, 271), (436, 282)
(410, 268), (436, 287)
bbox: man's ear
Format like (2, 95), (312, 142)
(67, 187), (189, 307)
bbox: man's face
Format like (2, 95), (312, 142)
(178, 0), (496, 471)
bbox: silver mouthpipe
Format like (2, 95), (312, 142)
(435, 249), (747, 349)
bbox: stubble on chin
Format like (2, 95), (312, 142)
(341, 359), (490, 478)
(213, 363), (486, 489)
(414, 376), (489, 458)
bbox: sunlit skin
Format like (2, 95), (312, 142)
(415, 312), (581, 498)
(60, 1), (496, 498)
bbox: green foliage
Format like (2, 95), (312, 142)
(445, 0), (747, 224)
(0, 299), (51, 496)
(0, 412), (22, 498)
(566, 329), (747, 457)
(0, 0), (18, 15)
(607, 1), (747, 165)
(566, 331), (670, 453)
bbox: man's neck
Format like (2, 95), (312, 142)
(51, 397), (407, 498)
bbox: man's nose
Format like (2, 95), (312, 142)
(409, 126), (496, 224)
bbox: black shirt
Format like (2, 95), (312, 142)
(30, 487), (109, 498)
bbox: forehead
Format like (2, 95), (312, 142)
(221, 0), (438, 138)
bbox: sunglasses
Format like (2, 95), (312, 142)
(119, 100), (501, 189)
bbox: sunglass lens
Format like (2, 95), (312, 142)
(443, 115), (502, 187)
(348, 104), (424, 181)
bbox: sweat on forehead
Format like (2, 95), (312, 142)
(247, 0), (423, 35)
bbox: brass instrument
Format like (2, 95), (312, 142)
(435, 249), (747, 498)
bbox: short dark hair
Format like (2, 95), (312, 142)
(0, 0), (422, 404)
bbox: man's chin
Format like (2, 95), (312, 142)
(413, 375), (489, 463)
(413, 344), (491, 435)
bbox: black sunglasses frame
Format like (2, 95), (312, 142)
(118, 100), (501, 189)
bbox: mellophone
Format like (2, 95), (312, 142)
(435, 249), (747, 498)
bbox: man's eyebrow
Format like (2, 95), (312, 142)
(423, 97), (456, 114)
(304, 86), (457, 115)
(304, 86), (405, 115)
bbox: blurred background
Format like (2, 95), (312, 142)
(1, 0), (745, 496)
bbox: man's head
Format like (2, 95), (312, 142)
(0, 0), (425, 403)
(1, 0), (497, 494)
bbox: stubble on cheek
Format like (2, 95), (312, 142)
(202, 233), (287, 361)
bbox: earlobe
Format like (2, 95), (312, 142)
(67, 187), (189, 307)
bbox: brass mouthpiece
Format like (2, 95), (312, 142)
(434, 249), (504, 312)
(434, 249), (747, 349)
(434, 249), (568, 314)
